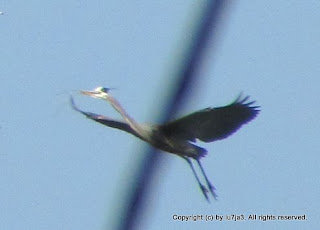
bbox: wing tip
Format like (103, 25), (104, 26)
(70, 95), (78, 111)
(234, 94), (261, 111)
(70, 96), (92, 117)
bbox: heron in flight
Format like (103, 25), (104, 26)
(71, 86), (260, 201)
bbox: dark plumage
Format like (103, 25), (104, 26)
(160, 95), (259, 143)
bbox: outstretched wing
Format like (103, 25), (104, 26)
(70, 96), (139, 137)
(160, 95), (260, 142)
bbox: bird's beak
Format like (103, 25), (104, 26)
(80, 90), (99, 97)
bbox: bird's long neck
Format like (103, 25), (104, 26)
(105, 94), (145, 137)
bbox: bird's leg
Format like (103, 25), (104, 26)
(182, 157), (209, 201)
(196, 159), (218, 200)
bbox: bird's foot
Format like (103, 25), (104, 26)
(208, 183), (218, 200)
(200, 184), (209, 202)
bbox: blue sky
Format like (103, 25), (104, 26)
(0, 1), (319, 229)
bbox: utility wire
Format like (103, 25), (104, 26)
(116, 1), (230, 230)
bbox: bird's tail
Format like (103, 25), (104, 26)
(191, 144), (208, 159)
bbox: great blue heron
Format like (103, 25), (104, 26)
(71, 86), (260, 201)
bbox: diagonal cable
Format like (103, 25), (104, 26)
(116, 1), (230, 230)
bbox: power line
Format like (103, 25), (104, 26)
(116, 1), (230, 230)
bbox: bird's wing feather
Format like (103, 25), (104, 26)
(159, 95), (260, 143)
(70, 96), (139, 137)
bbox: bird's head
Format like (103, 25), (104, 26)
(80, 86), (111, 99)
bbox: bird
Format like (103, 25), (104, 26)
(71, 86), (260, 201)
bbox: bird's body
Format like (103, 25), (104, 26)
(72, 86), (260, 201)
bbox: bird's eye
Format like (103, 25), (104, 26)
(101, 87), (109, 93)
